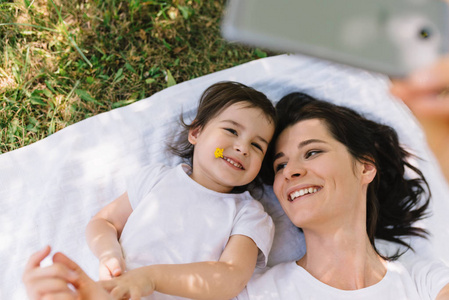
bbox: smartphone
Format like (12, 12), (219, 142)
(221, 0), (449, 77)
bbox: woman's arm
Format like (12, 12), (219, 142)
(101, 234), (259, 300)
(85, 192), (133, 279)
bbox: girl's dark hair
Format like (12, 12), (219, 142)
(262, 92), (430, 260)
(169, 81), (276, 194)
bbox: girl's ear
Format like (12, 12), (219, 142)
(188, 126), (201, 145)
(361, 161), (377, 185)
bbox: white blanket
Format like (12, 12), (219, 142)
(2, 54), (449, 299)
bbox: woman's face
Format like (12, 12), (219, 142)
(272, 119), (376, 230)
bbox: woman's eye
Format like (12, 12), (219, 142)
(274, 163), (286, 172)
(305, 150), (321, 159)
(225, 128), (237, 135)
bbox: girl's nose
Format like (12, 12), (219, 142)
(234, 143), (249, 156)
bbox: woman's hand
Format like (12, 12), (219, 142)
(100, 267), (156, 300)
(23, 246), (78, 299)
(23, 246), (112, 300)
(390, 55), (449, 182)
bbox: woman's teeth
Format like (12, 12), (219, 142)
(225, 157), (243, 169)
(289, 187), (319, 201)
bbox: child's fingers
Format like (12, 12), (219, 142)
(130, 287), (142, 300)
(99, 257), (123, 280)
(99, 263), (114, 280)
(98, 279), (116, 292)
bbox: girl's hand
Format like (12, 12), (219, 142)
(99, 252), (126, 280)
(100, 267), (156, 300)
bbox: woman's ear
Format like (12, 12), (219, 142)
(361, 161), (377, 185)
(188, 126), (201, 145)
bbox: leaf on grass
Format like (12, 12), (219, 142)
(114, 68), (125, 83)
(125, 63), (137, 74)
(145, 78), (156, 84)
(75, 89), (101, 105)
(45, 80), (57, 94)
(177, 5), (194, 20)
(165, 70), (176, 87)
(30, 90), (48, 106)
(112, 98), (137, 109)
(30, 97), (47, 106)
(254, 48), (267, 58)
(42, 89), (53, 98)
(161, 39), (172, 50)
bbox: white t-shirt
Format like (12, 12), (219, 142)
(119, 163), (274, 299)
(238, 261), (420, 300)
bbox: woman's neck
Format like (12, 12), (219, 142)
(298, 228), (387, 290)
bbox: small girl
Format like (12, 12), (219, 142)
(85, 81), (276, 299)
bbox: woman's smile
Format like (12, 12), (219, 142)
(288, 186), (322, 201)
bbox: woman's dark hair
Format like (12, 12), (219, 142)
(263, 92), (430, 260)
(169, 81), (276, 194)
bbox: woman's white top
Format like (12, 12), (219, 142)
(238, 260), (421, 300)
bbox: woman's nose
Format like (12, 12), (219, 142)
(283, 162), (303, 179)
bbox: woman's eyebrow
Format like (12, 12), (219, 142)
(273, 152), (285, 162)
(298, 139), (326, 148)
(273, 139), (326, 162)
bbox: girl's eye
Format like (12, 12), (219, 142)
(252, 142), (263, 152)
(274, 163), (286, 172)
(225, 128), (237, 135)
(305, 150), (322, 159)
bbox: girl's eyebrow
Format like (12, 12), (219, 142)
(273, 139), (327, 162)
(221, 119), (270, 145)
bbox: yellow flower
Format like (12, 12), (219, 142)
(214, 148), (224, 158)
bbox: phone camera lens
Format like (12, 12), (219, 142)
(419, 27), (432, 39)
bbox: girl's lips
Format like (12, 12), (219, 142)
(223, 156), (244, 170)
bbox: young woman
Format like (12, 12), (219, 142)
(239, 92), (433, 299)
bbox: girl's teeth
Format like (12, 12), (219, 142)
(225, 158), (243, 169)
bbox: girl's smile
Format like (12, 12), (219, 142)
(188, 102), (275, 193)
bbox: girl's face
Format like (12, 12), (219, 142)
(188, 102), (275, 193)
(272, 119), (376, 231)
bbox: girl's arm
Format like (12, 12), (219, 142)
(85, 192), (133, 279)
(101, 234), (259, 300)
(437, 285), (449, 300)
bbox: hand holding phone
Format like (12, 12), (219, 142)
(222, 0), (449, 77)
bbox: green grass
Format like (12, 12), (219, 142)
(0, 0), (273, 153)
